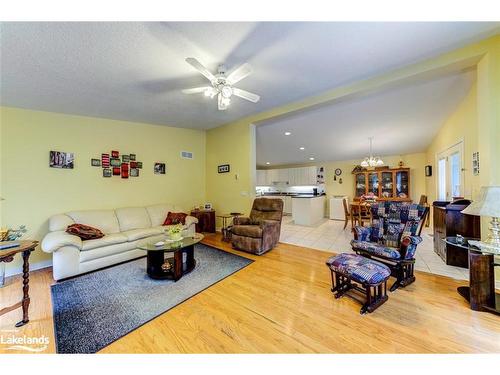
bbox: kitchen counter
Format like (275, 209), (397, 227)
(292, 195), (325, 226)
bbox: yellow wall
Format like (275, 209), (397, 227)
(425, 83), (480, 204)
(0, 107), (206, 273)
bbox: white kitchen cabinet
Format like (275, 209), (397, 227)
(289, 166), (317, 186)
(256, 170), (267, 186)
(284, 196), (292, 214)
(265, 169), (278, 185)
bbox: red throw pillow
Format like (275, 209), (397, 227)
(66, 224), (104, 240)
(163, 212), (187, 226)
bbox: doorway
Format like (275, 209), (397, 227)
(437, 141), (464, 201)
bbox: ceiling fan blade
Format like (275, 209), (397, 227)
(226, 63), (252, 85)
(232, 88), (260, 103)
(218, 93), (228, 111)
(181, 86), (211, 95)
(185, 58), (216, 83)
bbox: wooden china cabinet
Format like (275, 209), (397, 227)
(353, 167), (411, 201)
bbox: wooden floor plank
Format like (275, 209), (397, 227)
(1, 234), (499, 353)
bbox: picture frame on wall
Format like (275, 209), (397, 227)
(130, 154), (136, 161)
(91, 158), (101, 167)
(112, 167), (121, 176)
(122, 154), (130, 163)
(103, 168), (112, 177)
(101, 153), (110, 168)
(425, 165), (432, 177)
(110, 158), (121, 167)
(49, 151), (74, 169)
(218, 164), (230, 173)
(472, 152), (480, 175)
(111, 150), (119, 158)
(154, 163), (166, 175)
(130, 168), (139, 177)
(137, 162), (143, 169)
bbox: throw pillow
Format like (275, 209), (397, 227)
(163, 212), (187, 226)
(402, 220), (420, 238)
(66, 224), (104, 241)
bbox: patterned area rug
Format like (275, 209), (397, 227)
(51, 244), (253, 353)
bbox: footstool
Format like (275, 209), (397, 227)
(326, 253), (391, 314)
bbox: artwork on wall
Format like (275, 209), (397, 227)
(218, 164), (230, 173)
(154, 163), (166, 175)
(101, 153), (110, 168)
(93, 150), (143, 179)
(425, 165), (432, 177)
(121, 163), (129, 179)
(472, 152), (480, 176)
(50, 151), (74, 169)
(316, 166), (325, 184)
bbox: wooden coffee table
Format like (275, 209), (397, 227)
(0, 240), (38, 327)
(138, 234), (203, 281)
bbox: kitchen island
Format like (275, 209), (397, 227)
(292, 195), (326, 226)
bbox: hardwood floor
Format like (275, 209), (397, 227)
(1, 234), (499, 353)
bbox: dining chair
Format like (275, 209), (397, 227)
(342, 197), (350, 230)
(358, 202), (372, 226)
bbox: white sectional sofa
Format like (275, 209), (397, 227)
(41, 204), (198, 281)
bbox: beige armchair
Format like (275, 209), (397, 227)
(231, 198), (284, 255)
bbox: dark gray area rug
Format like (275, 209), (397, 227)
(51, 244), (253, 353)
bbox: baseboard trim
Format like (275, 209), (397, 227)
(5, 259), (52, 278)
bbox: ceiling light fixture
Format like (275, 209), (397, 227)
(360, 137), (384, 168)
(266, 162), (270, 165)
(309, 157), (315, 161)
(299, 147), (305, 150)
(284, 132), (291, 136)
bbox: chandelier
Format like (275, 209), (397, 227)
(360, 137), (384, 168)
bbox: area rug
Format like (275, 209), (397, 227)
(51, 244), (253, 353)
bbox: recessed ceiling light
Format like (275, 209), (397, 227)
(299, 147), (305, 150)
(284, 132), (291, 136)
(309, 157), (315, 161)
(266, 162), (270, 165)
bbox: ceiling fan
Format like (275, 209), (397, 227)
(182, 57), (260, 111)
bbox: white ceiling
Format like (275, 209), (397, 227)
(256, 70), (475, 167)
(0, 22), (498, 129)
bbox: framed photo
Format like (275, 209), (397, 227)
(101, 153), (110, 168)
(130, 168), (139, 177)
(472, 152), (480, 176)
(121, 163), (129, 179)
(218, 164), (230, 173)
(112, 167), (121, 176)
(91, 158), (101, 167)
(204, 203), (212, 210)
(103, 168), (112, 177)
(425, 165), (432, 177)
(122, 154), (130, 163)
(129, 154), (136, 161)
(111, 150), (119, 158)
(154, 163), (166, 175)
(110, 158), (121, 167)
(50, 151), (74, 169)
(136, 162), (143, 169)
(130, 161), (137, 168)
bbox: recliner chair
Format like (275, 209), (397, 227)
(231, 198), (284, 255)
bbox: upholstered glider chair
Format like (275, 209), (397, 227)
(351, 201), (429, 292)
(231, 198), (284, 255)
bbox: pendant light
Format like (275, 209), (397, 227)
(360, 137), (384, 168)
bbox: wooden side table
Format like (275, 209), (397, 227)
(0, 240), (38, 327)
(217, 213), (242, 242)
(190, 209), (216, 233)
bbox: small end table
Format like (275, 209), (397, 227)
(0, 240), (38, 327)
(217, 213), (242, 242)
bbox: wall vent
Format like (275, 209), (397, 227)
(180, 151), (193, 159)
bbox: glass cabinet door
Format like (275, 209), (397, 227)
(380, 172), (393, 198)
(355, 173), (367, 198)
(368, 173), (379, 196)
(395, 170), (409, 199)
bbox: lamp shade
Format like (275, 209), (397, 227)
(461, 186), (500, 217)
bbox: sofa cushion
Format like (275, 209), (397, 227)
(351, 240), (401, 259)
(81, 233), (128, 251)
(49, 214), (75, 232)
(163, 212), (187, 225)
(115, 207), (152, 231)
(122, 227), (164, 242)
(66, 210), (120, 234)
(232, 225), (263, 238)
(66, 223), (105, 241)
(146, 204), (183, 227)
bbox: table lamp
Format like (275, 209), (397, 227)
(461, 186), (500, 246)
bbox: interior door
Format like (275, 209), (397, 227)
(437, 142), (464, 201)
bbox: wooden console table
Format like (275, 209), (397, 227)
(457, 247), (499, 315)
(0, 240), (38, 327)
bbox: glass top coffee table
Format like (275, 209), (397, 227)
(138, 233), (204, 281)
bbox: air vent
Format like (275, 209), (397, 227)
(180, 151), (193, 159)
